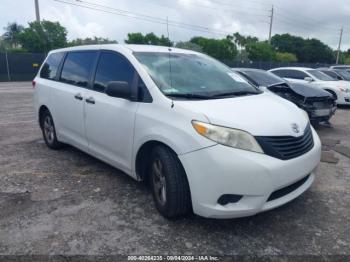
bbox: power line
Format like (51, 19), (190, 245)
(54, 0), (347, 49)
(273, 5), (340, 31)
(54, 0), (234, 36)
(274, 14), (341, 37)
(206, 0), (269, 12)
(137, 0), (268, 18)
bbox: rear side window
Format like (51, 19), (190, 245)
(60, 51), (97, 88)
(272, 69), (307, 80)
(93, 52), (135, 93)
(271, 70), (289, 78)
(40, 52), (64, 80)
(287, 70), (308, 80)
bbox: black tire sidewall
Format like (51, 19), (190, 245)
(41, 110), (61, 149)
(149, 146), (191, 219)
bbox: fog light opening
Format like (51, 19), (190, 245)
(217, 194), (243, 205)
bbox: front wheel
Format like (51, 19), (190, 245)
(149, 145), (192, 219)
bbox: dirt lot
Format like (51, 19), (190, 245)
(0, 82), (349, 257)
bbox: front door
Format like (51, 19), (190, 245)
(84, 51), (139, 173)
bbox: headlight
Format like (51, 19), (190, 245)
(192, 121), (263, 153)
(339, 87), (350, 93)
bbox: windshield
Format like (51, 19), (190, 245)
(335, 70), (350, 81)
(307, 70), (334, 81)
(242, 70), (286, 86)
(134, 52), (260, 98)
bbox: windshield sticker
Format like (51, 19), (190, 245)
(228, 73), (247, 83)
(163, 88), (180, 93)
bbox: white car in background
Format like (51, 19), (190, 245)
(269, 67), (350, 105)
(330, 65), (350, 71)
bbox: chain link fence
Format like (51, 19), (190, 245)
(0, 52), (333, 82)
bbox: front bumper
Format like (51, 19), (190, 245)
(179, 128), (321, 219)
(309, 106), (337, 122)
(337, 91), (350, 105)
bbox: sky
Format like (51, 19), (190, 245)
(1, 0), (350, 50)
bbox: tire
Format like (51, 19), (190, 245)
(149, 145), (192, 219)
(40, 110), (63, 150)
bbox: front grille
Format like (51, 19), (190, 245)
(267, 175), (310, 201)
(305, 96), (335, 108)
(255, 124), (314, 160)
(312, 100), (333, 109)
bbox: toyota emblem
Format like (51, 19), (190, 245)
(291, 123), (300, 134)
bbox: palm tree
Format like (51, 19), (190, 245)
(2, 22), (24, 48)
(233, 32), (246, 62)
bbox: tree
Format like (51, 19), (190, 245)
(345, 57), (350, 65)
(190, 36), (237, 60)
(299, 38), (334, 63)
(175, 41), (202, 52)
(271, 34), (334, 63)
(2, 22), (24, 48)
(276, 52), (297, 62)
(232, 33), (258, 61)
(18, 20), (67, 52)
(68, 37), (117, 46)
(125, 32), (173, 46)
(246, 41), (276, 61)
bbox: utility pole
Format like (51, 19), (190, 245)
(268, 5), (274, 44)
(34, 0), (40, 22)
(336, 27), (343, 64)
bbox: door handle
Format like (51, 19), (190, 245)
(74, 93), (83, 100)
(86, 97), (95, 104)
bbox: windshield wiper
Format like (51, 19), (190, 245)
(165, 93), (212, 99)
(210, 90), (260, 98)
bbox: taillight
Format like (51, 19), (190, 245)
(32, 80), (36, 88)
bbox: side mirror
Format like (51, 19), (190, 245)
(304, 77), (313, 82)
(105, 81), (131, 100)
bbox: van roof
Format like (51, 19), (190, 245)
(50, 44), (199, 55)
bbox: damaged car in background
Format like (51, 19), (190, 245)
(231, 68), (336, 125)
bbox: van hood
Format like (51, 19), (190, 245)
(175, 93), (309, 137)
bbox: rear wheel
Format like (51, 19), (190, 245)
(40, 110), (63, 149)
(149, 145), (192, 219)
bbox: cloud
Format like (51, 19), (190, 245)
(42, 5), (105, 39)
(0, 0), (349, 50)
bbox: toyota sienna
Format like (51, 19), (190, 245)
(34, 45), (321, 219)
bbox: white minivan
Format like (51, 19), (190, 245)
(34, 45), (321, 219)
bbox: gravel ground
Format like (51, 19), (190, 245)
(0, 82), (349, 258)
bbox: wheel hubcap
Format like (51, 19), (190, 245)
(152, 158), (167, 206)
(43, 116), (55, 144)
